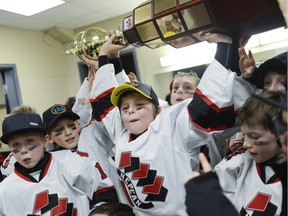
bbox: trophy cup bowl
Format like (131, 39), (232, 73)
(65, 27), (127, 60)
(65, 31), (84, 57)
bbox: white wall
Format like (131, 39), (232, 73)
(0, 26), (80, 112)
(0, 26), (81, 145)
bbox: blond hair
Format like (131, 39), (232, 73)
(174, 71), (200, 85)
(5, 105), (37, 119)
(10, 105), (37, 114)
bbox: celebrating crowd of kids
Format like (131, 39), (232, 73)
(0, 2), (287, 215)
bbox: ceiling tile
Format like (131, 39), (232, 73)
(0, 0), (148, 31)
(59, 12), (109, 29)
(32, 3), (93, 23)
(70, 0), (129, 10)
(100, 0), (147, 16)
(0, 10), (25, 24)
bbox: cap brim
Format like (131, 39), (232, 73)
(45, 113), (80, 130)
(1, 128), (46, 144)
(111, 84), (152, 107)
(252, 93), (287, 110)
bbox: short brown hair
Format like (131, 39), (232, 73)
(89, 203), (135, 216)
(236, 91), (286, 136)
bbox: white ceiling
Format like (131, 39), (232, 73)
(0, 0), (147, 31)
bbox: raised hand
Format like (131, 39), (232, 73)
(80, 55), (99, 70)
(99, 34), (129, 57)
(127, 72), (138, 82)
(228, 137), (244, 153)
(184, 153), (212, 183)
(238, 47), (256, 79)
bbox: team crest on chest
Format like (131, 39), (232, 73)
(28, 189), (77, 216)
(117, 151), (168, 210)
(240, 192), (278, 216)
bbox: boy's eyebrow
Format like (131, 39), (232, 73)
(9, 142), (18, 146)
(121, 98), (149, 106)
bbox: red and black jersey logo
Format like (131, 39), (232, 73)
(27, 189), (77, 216)
(117, 151), (168, 210)
(240, 192), (278, 216)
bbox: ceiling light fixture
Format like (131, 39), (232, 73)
(0, 0), (65, 16)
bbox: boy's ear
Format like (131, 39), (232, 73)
(44, 135), (54, 146)
(158, 106), (162, 114)
(75, 120), (81, 132)
(153, 106), (162, 119)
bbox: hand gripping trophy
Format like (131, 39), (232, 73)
(65, 27), (127, 60)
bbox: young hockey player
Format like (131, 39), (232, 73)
(85, 35), (254, 215)
(214, 91), (287, 216)
(0, 112), (118, 215)
(42, 104), (118, 201)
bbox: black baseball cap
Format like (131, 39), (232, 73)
(111, 82), (159, 107)
(258, 57), (286, 76)
(1, 112), (46, 144)
(42, 104), (80, 131)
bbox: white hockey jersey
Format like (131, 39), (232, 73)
(214, 150), (284, 216)
(0, 151), (115, 216)
(0, 152), (15, 179)
(89, 59), (253, 215)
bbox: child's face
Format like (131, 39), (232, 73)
(48, 118), (80, 149)
(120, 93), (156, 135)
(8, 132), (47, 169)
(170, 76), (197, 105)
(241, 125), (282, 163)
(263, 71), (286, 93)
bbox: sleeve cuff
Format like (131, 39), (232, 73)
(98, 55), (109, 68)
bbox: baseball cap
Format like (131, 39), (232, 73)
(42, 104), (80, 130)
(258, 57), (286, 75)
(111, 82), (159, 107)
(1, 112), (46, 144)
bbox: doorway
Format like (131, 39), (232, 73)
(0, 64), (22, 114)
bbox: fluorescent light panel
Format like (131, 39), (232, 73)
(0, 0), (65, 16)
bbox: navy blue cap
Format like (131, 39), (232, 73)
(1, 112), (45, 144)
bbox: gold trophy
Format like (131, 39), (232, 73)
(65, 27), (127, 60)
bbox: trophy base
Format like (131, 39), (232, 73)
(204, 0), (286, 38)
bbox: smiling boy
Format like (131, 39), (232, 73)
(43, 104), (81, 151)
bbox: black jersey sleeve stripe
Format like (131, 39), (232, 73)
(91, 87), (116, 121)
(188, 88), (236, 132)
